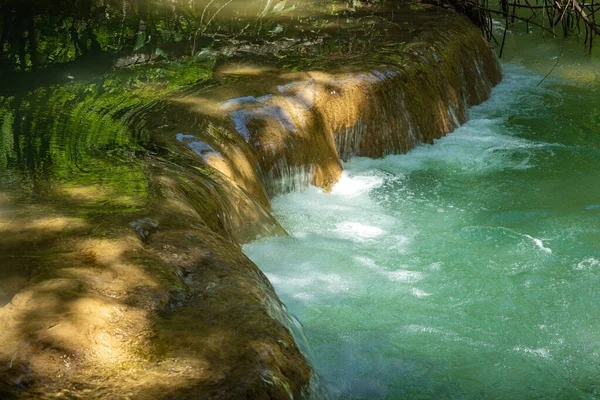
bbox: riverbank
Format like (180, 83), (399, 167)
(0, 4), (500, 398)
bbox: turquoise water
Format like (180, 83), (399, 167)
(244, 60), (600, 399)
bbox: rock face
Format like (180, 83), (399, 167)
(0, 8), (501, 400)
(154, 14), (501, 200)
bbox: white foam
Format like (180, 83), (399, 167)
(384, 270), (423, 283)
(513, 346), (551, 359)
(342, 117), (542, 176)
(331, 172), (384, 197)
(335, 222), (384, 239)
(288, 276), (317, 287)
(411, 288), (431, 298)
(319, 273), (351, 293)
(355, 256), (377, 268)
(405, 324), (447, 335)
(265, 273), (282, 285)
(523, 234), (552, 254)
(294, 292), (315, 301)
(355, 256), (423, 283)
(574, 257), (599, 271)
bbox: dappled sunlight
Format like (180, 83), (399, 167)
(559, 68), (600, 85)
(0, 182), (176, 395)
(64, 238), (161, 296)
(171, 96), (226, 119)
(216, 63), (280, 78)
(1, 276), (155, 392)
(60, 185), (109, 201)
(0, 177), (304, 397)
(0, 194), (93, 308)
(0, 214), (88, 240)
(27, 217), (87, 232)
(436, 99), (455, 134)
(57, 183), (148, 212)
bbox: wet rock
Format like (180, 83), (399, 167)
(113, 53), (153, 68)
(130, 218), (159, 242)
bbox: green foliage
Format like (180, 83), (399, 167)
(0, 0), (407, 71)
(0, 110), (14, 170)
(134, 32), (148, 52)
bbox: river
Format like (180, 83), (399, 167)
(1, 13), (599, 398)
(244, 32), (600, 399)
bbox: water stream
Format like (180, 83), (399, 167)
(1, 10), (599, 396)
(244, 48), (600, 398)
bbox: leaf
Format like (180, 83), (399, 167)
(134, 32), (146, 51)
(269, 24), (284, 34)
(194, 49), (216, 62)
(155, 47), (169, 60)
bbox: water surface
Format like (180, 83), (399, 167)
(244, 56), (600, 398)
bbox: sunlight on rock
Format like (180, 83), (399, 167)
(60, 185), (106, 201)
(28, 217), (87, 232)
(218, 64), (278, 77)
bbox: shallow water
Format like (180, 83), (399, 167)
(244, 55), (600, 399)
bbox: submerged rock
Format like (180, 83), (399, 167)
(130, 218), (159, 241)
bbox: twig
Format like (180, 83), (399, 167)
(537, 39), (565, 86)
(573, 0), (600, 33)
(499, 7), (510, 57)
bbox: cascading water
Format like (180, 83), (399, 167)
(244, 60), (600, 399)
